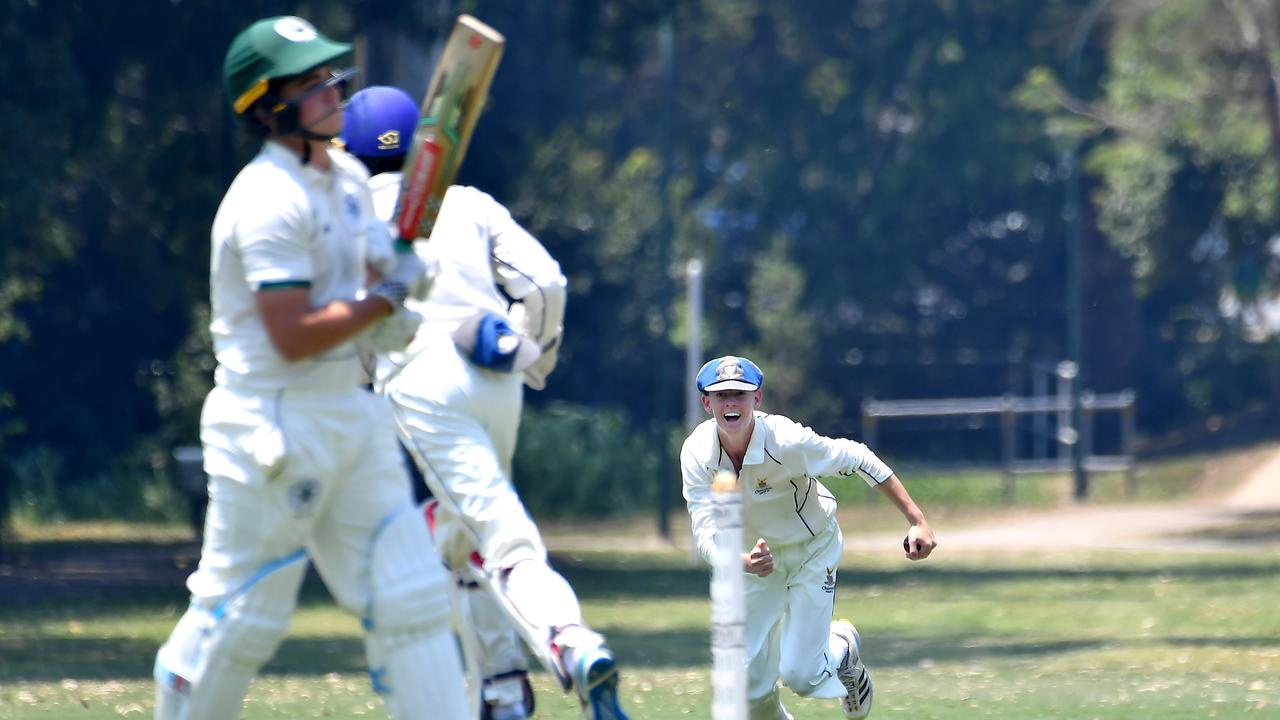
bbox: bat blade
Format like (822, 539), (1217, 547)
(395, 14), (505, 242)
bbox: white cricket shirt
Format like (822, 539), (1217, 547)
(209, 141), (376, 392)
(681, 411), (894, 564)
(367, 177), (564, 360)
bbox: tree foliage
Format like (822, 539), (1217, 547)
(4, 0), (1275, 521)
(1020, 0), (1280, 425)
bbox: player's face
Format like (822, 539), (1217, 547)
(281, 66), (345, 137)
(703, 389), (761, 434)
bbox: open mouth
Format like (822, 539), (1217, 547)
(723, 411), (742, 423)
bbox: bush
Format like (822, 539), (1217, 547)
(513, 403), (674, 519)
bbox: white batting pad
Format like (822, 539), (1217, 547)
(154, 550), (308, 720)
(363, 507), (469, 719)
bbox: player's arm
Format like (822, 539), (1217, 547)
(875, 474), (937, 560)
(787, 418), (936, 559)
(255, 286), (394, 362)
(238, 201), (399, 362)
(482, 189), (568, 388)
(680, 445), (720, 566)
(487, 191), (565, 336)
(786, 417), (894, 488)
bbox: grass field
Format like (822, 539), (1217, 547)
(2, 448), (1276, 719)
(2, 524), (1278, 719)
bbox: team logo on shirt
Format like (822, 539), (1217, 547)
(343, 193), (361, 224)
(822, 567), (836, 594)
(286, 478), (322, 517)
(754, 477), (771, 496)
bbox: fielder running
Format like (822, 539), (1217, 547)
(341, 85), (630, 720)
(681, 356), (937, 720)
(154, 19), (468, 720)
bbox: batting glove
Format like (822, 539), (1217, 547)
(360, 307), (423, 354)
(384, 249), (437, 301)
(368, 279), (410, 309)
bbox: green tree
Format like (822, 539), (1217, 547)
(1020, 0), (1280, 427)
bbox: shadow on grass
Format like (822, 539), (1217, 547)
(0, 635), (370, 682)
(5, 537), (1280, 683)
(1171, 510), (1280, 543)
(9, 626), (1276, 684)
(4, 537), (1279, 611)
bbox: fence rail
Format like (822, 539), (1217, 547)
(861, 390), (1137, 503)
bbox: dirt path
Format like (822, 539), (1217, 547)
(846, 444), (1280, 554)
(3, 446), (1278, 602)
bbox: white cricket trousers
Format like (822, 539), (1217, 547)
(745, 524), (849, 701)
(384, 340), (545, 570)
(385, 339), (599, 682)
(154, 384), (467, 720)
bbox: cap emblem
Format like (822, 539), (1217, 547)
(274, 17), (318, 42)
(376, 130), (401, 150)
(718, 359), (744, 382)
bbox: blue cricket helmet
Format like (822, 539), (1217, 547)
(341, 85), (419, 158)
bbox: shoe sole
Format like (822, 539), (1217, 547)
(577, 651), (629, 720)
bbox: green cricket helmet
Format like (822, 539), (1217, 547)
(223, 16), (352, 118)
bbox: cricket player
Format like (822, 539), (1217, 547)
(341, 86), (630, 720)
(681, 356), (937, 720)
(153, 19), (468, 720)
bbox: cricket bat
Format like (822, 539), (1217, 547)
(395, 14), (505, 243)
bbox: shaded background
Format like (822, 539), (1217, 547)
(4, 0), (1280, 527)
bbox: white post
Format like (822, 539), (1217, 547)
(685, 258), (705, 432)
(1056, 360), (1079, 463)
(710, 471), (747, 720)
(686, 259), (705, 564)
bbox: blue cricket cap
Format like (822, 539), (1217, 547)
(696, 355), (764, 393)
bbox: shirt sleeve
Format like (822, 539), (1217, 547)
(477, 189), (568, 356)
(484, 193), (564, 302)
(777, 416), (894, 487)
(235, 199), (313, 290)
(680, 440), (719, 566)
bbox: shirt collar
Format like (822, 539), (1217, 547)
(714, 411), (766, 468)
(741, 412), (766, 466)
(262, 140), (334, 186)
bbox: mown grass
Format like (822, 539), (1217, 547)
(2, 446), (1273, 718)
(2, 535), (1278, 719)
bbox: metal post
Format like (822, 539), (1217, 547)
(1056, 360), (1078, 467)
(685, 260), (704, 434)
(1001, 397), (1016, 505)
(1122, 391), (1137, 498)
(656, 12), (676, 541)
(1081, 394), (1095, 477)
(1033, 361), (1049, 460)
(1065, 0), (1112, 501)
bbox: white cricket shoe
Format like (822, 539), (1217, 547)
(832, 619), (873, 719)
(569, 645), (629, 720)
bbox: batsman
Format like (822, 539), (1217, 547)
(154, 15), (467, 720)
(681, 356), (938, 720)
(342, 82), (631, 720)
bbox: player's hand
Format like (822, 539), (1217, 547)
(384, 249), (436, 301)
(903, 522), (937, 561)
(743, 538), (774, 577)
